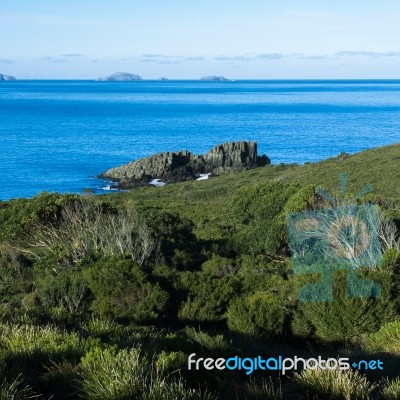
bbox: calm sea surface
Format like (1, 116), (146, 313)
(0, 80), (399, 200)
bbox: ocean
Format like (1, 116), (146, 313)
(0, 80), (399, 201)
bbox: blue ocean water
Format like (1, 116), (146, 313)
(0, 80), (399, 201)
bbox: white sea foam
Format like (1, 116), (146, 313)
(149, 179), (166, 187)
(102, 185), (118, 191)
(196, 173), (211, 181)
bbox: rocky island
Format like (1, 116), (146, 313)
(97, 72), (142, 81)
(0, 74), (16, 81)
(200, 76), (229, 81)
(100, 141), (270, 188)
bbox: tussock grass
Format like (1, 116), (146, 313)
(380, 377), (400, 400)
(292, 368), (376, 400)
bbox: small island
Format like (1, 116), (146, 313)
(97, 72), (142, 82)
(200, 75), (229, 81)
(159, 77), (169, 81)
(0, 73), (16, 81)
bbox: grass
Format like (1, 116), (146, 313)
(380, 377), (400, 399)
(102, 142), (400, 240)
(292, 368), (376, 400)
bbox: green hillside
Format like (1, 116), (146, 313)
(106, 142), (400, 238)
(0, 143), (399, 399)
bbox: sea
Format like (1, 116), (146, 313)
(0, 80), (400, 201)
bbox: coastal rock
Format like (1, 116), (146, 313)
(200, 76), (229, 81)
(0, 74), (16, 81)
(101, 141), (270, 188)
(97, 72), (142, 82)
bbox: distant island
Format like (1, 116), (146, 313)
(0, 73), (16, 81)
(159, 77), (169, 81)
(200, 76), (229, 81)
(97, 72), (142, 82)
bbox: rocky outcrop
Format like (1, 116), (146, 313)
(0, 74), (16, 81)
(100, 141), (270, 188)
(97, 72), (142, 82)
(200, 76), (229, 81)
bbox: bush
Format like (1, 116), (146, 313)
(291, 269), (397, 342)
(30, 199), (158, 267)
(155, 351), (187, 377)
(226, 182), (297, 257)
(362, 320), (400, 354)
(35, 269), (88, 312)
(184, 328), (231, 353)
(141, 208), (199, 269)
(283, 184), (318, 215)
(85, 257), (168, 320)
(178, 270), (240, 321)
(226, 291), (286, 337)
(0, 192), (71, 241)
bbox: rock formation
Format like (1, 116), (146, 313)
(100, 141), (270, 188)
(97, 72), (142, 82)
(200, 76), (229, 81)
(0, 74), (16, 81)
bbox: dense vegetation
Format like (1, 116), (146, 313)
(0, 143), (399, 399)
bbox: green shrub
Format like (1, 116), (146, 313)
(141, 208), (199, 269)
(362, 320), (400, 354)
(155, 351), (187, 377)
(292, 368), (376, 400)
(283, 184), (317, 215)
(35, 269), (88, 312)
(226, 291), (286, 337)
(184, 328), (231, 353)
(226, 182), (297, 257)
(236, 255), (290, 293)
(381, 248), (400, 270)
(178, 270), (240, 321)
(291, 269), (397, 342)
(85, 257), (168, 320)
(0, 192), (71, 241)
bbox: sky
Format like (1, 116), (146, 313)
(1, 0), (400, 79)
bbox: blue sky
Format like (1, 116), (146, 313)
(1, 0), (400, 79)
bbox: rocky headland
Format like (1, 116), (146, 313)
(100, 141), (270, 188)
(97, 72), (142, 82)
(0, 74), (16, 81)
